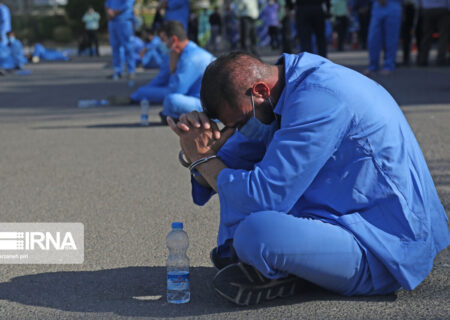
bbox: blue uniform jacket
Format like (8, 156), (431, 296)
(192, 53), (449, 291)
(105, 0), (135, 20)
(0, 4), (11, 32)
(0, 4), (11, 44)
(167, 41), (214, 97)
(165, 0), (190, 30)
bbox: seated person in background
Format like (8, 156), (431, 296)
(31, 43), (70, 62)
(129, 20), (215, 122)
(168, 52), (448, 306)
(7, 32), (27, 69)
(131, 31), (145, 67)
(0, 31), (27, 70)
(140, 29), (167, 69)
(0, 41), (13, 70)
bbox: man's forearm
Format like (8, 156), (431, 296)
(195, 158), (227, 192)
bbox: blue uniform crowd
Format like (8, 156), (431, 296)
(0, 2), (72, 73)
(100, 0), (448, 122)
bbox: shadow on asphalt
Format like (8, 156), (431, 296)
(0, 266), (397, 317)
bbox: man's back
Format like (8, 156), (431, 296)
(272, 53), (448, 289)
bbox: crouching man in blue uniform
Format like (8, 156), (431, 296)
(168, 52), (449, 306)
(130, 21), (214, 121)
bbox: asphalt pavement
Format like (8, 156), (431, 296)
(0, 49), (449, 320)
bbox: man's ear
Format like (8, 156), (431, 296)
(171, 35), (179, 46)
(252, 82), (270, 99)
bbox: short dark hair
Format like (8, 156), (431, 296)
(200, 51), (266, 119)
(161, 20), (187, 41)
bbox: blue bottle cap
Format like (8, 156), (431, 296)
(172, 222), (183, 229)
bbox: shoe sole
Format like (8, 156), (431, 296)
(213, 263), (299, 306)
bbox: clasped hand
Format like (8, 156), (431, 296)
(167, 111), (235, 163)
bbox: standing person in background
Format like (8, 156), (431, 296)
(295, 0), (330, 57)
(400, 0), (416, 66)
(236, 0), (260, 56)
(82, 6), (101, 57)
(281, 2), (295, 53)
(417, 0), (450, 66)
(262, 0), (281, 50)
(188, 12), (199, 44)
(353, 0), (371, 49)
(198, 8), (211, 48)
(159, 0), (190, 31)
(331, 0), (350, 51)
(365, 0), (402, 75)
(0, 2), (11, 45)
(224, 4), (239, 50)
(152, 7), (165, 32)
(105, 0), (136, 80)
(209, 7), (223, 52)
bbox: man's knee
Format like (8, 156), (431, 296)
(233, 211), (280, 260)
(163, 93), (201, 117)
(163, 93), (178, 108)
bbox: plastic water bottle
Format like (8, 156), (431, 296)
(166, 222), (190, 304)
(77, 99), (108, 108)
(140, 99), (149, 126)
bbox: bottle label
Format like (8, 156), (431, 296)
(167, 272), (189, 291)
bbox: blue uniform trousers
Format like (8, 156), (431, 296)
(367, 1), (402, 71)
(130, 84), (169, 104)
(108, 19), (135, 75)
(162, 93), (202, 119)
(233, 211), (401, 296)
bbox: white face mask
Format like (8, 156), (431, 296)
(238, 92), (279, 145)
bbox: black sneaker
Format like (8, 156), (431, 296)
(210, 247), (237, 270)
(213, 262), (301, 306)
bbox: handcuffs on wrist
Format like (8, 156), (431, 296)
(178, 150), (218, 177)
